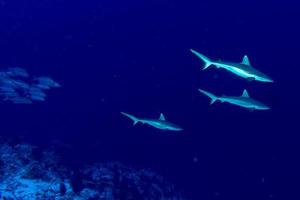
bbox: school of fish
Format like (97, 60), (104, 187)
(0, 67), (60, 104)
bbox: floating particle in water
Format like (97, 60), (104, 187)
(193, 157), (198, 163)
(213, 192), (221, 197)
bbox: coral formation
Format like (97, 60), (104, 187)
(0, 143), (186, 200)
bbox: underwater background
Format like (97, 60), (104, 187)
(0, 0), (299, 199)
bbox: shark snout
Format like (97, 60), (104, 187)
(260, 74), (274, 83)
(168, 125), (184, 131)
(259, 105), (271, 110)
(264, 77), (274, 83)
(255, 76), (273, 83)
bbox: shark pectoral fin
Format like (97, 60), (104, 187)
(202, 63), (212, 70)
(209, 100), (216, 105)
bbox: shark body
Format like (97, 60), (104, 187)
(198, 89), (270, 110)
(190, 49), (273, 83)
(121, 112), (183, 131)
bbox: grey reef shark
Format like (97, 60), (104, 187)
(198, 89), (270, 111)
(121, 112), (183, 131)
(190, 49), (273, 83)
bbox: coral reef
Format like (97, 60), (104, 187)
(0, 143), (186, 200)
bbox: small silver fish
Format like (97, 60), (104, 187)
(32, 84), (51, 90)
(0, 92), (19, 97)
(6, 96), (33, 104)
(0, 85), (15, 92)
(28, 87), (47, 96)
(34, 76), (61, 88)
(5, 67), (29, 78)
(29, 95), (46, 101)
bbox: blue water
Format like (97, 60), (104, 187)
(0, 0), (299, 199)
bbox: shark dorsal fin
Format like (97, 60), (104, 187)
(159, 113), (166, 121)
(241, 55), (251, 66)
(242, 89), (250, 98)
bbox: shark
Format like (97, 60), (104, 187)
(198, 89), (270, 110)
(120, 112), (183, 131)
(190, 49), (273, 83)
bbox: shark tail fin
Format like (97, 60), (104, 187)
(198, 89), (218, 105)
(190, 49), (213, 70)
(121, 112), (140, 125)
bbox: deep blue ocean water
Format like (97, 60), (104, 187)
(0, 0), (299, 199)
